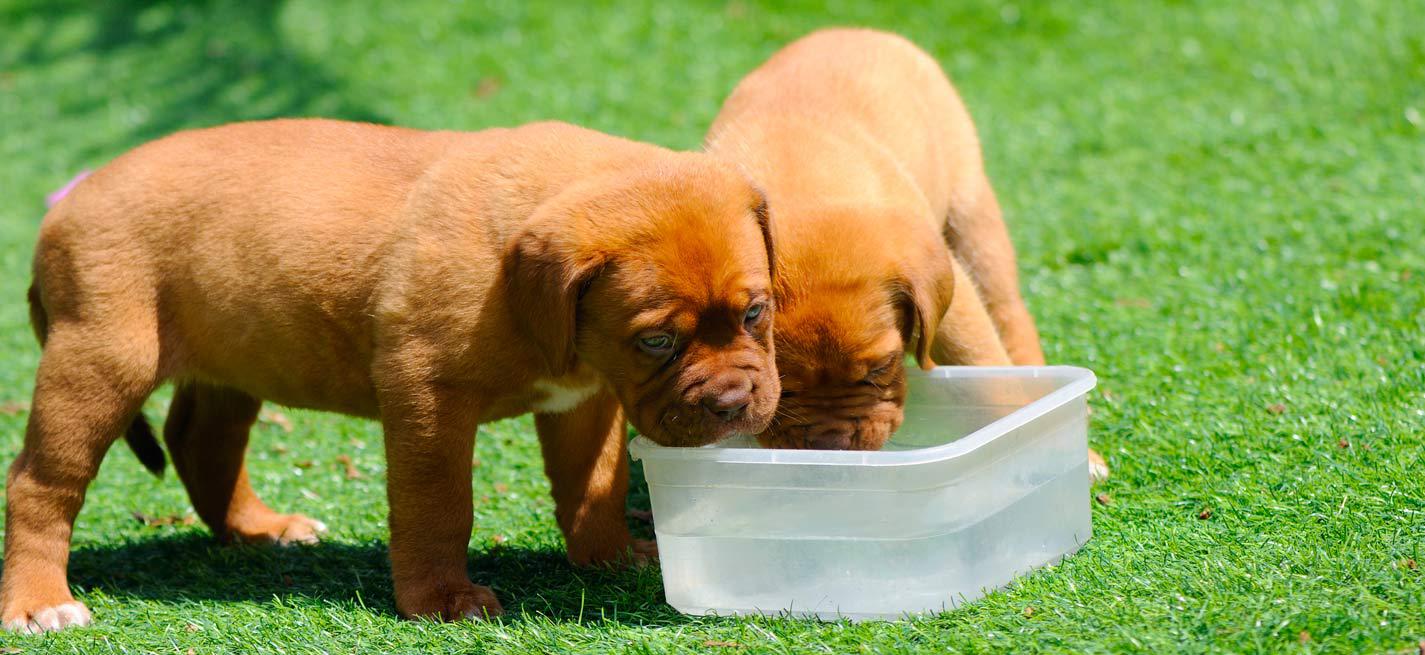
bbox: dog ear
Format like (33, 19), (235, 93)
(893, 239), (956, 371)
(502, 217), (604, 377)
(750, 189), (775, 282)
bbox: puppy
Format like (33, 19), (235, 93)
(705, 29), (1108, 478)
(1, 119), (779, 632)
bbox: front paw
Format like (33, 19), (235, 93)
(227, 512), (328, 546)
(628, 538), (659, 566)
(396, 578), (503, 622)
(569, 537), (659, 569)
(2, 598), (91, 634)
(1088, 448), (1111, 483)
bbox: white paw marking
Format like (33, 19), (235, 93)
(1087, 448), (1111, 483)
(4, 601), (91, 633)
(531, 378), (600, 413)
(1088, 459), (1111, 483)
(54, 602), (90, 628)
(277, 517), (327, 546)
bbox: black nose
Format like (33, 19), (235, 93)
(701, 388), (751, 423)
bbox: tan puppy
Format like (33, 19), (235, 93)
(1, 119), (780, 632)
(706, 29), (1108, 477)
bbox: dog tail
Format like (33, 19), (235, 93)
(124, 415), (166, 476)
(27, 281), (167, 477)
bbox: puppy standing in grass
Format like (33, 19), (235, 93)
(705, 29), (1107, 477)
(1, 119), (780, 632)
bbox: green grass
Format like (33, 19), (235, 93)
(1, 0), (1422, 652)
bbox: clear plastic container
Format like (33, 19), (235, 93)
(628, 366), (1096, 620)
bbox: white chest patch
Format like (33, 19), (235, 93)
(530, 377), (602, 414)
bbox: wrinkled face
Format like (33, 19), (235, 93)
(505, 160), (781, 448)
(577, 218), (779, 447)
(758, 286), (909, 451)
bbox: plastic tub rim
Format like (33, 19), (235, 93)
(629, 365), (1096, 467)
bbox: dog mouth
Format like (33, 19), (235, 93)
(634, 394), (775, 448)
(756, 424), (895, 451)
(757, 399), (903, 451)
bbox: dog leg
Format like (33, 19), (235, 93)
(933, 250), (1111, 481)
(380, 381), (501, 621)
(931, 253), (1013, 367)
(944, 183), (1046, 366)
(932, 254), (1110, 481)
(163, 383), (326, 545)
(536, 390), (655, 568)
(1, 330), (158, 633)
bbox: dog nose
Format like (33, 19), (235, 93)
(701, 382), (752, 423)
(806, 424), (854, 450)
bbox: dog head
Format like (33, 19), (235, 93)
(504, 155), (779, 447)
(757, 206), (953, 451)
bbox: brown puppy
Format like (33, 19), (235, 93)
(705, 29), (1107, 478)
(1, 119), (779, 632)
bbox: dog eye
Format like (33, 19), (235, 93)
(861, 361), (893, 385)
(638, 333), (674, 355)
(743, 302), (766, 325)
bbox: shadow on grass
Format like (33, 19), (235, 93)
(45, 461), (673, 625)
(54, 529), (684, 626)
(1, 0), (385, 160)
(0, 0), (682, 629)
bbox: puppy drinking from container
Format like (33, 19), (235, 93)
(2, 118), (780, 632)
(705, 28), (1108, 478)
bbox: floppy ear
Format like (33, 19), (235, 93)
(750, 189), (776, 283)
(501, 218), (604, 377)
(893, 239), (956, 371)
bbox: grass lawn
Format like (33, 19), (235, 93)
(1, 0), (1422, 652)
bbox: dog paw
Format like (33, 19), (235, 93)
(570, 537), (659, 569)
(229, 513), (328, 546)
(1088, 448), (1111, 483)
(398, 581), (504, 622)
(629, 538), (659, 566)
(2, 600), (91, 634)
